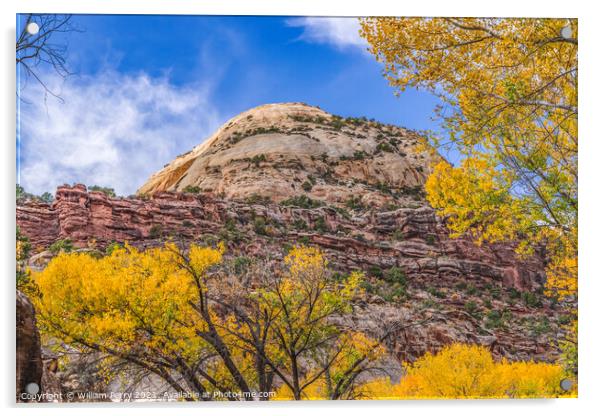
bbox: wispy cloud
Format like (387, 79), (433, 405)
(18, 71), (222, 196)
(286, 17), (368, 51)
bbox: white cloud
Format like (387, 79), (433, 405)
(286, 17), (368, 51)
(18, 71), (222, 196)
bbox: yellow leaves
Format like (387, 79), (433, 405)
(341, 270), (364, 298)
(545, 255), (577, 301)
(361, 17), (578, 302)
(497, 360), (569, 398)
(399, 343), (568, 399)
(425, 159), (526, 244)
(273, 330), (385, 400)
(356, 343), (569, 399)
(31, 239), (573, 400)
(33, 241), (386, 399)
(16, 240), (26, 261)
(285, 245), (327, 279)
(276, 343), (569, 400)
(32, 242), (223, 356)
(400, 343), (500, 398)
(189, 242), (224, 276)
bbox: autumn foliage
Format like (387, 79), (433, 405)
(32, 243), (388, 400)
(361, 17), (578, 374)
(357, 344), (569, 399)
(29, 242), (571, 400)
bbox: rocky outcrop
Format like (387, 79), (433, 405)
(16, 290), (43, 402)
(17, 184), (546, 292)
(17, 185), (563, 363)
(137, 102), (441, 208)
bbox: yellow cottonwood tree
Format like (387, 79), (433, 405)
(357, 344), (569, 399)
(360, 17), (577, 301)
(360, 18), (578, 374)
(32, 243), (385, 400)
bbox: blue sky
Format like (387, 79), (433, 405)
(17, 15), (442, 196)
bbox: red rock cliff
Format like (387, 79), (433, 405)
(17, 184), (564, 363)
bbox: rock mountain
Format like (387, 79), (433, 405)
(138, 102), (440, 208)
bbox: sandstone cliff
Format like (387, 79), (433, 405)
(138, 103), (440, 208)
(17, 184), (564, 363)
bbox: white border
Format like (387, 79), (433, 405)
(2, 1), (600, 415)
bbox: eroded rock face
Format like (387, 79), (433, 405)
(16, 290), (43, 402)
(17, 185), (562, 363)
(137, 102), (441, 208)
(17, 184), (545, 292)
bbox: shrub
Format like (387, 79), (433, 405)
(488, 285), (501, 299)
(360, 280), (375, 294)
(332, 206), (351, 220)
(250, 154), (267, 166)
(253, 217), (267, 235)
(464, 300), (479, 316)
(522, 291), (543, 308)
(353, 233), (367, 242)
(485, 310), (504, 329)
(16, 227), (32, 286)
(427, 287), (446, 299)
(88, 185), (116, 197)
(382, 285), (408, 303)
(466, 284), (478, 295)
(329, 117), (345, 131)
(224, 218), (237, 232)
(313, 217), (328, 233)
(531, 316), (551, 336)
(400, 186), (425, 199)
(385, 343), (566, 398)
(280, 195), (323, 209)
(368, 265), (383, 278)
(281, 242), (293, 254)
(345, 195), (364, 211)
(16, 184), (25, 199)
(149, 225), (162, 239)
(293, 219), (308, 230)
(16, 227), (31, 259)
(183, 185), (201, 194)
(40, 192), (54, 203)
(384, 267), (407, 286)
(298, 236), (310, 245)
(49, 239), (74, 254)
(245, 194), (272, 205)
(233, 256), (251, 274)
(301, 181), (313, 192)
(376, 142), (395, 153)
(353, 150), (368, 160)
(558, 314), (572, 325)
(508, 287), (521, 300)
(375, 182), (391, 194)
(105, 241), (121, 255)
(425, 235), (436, 245)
